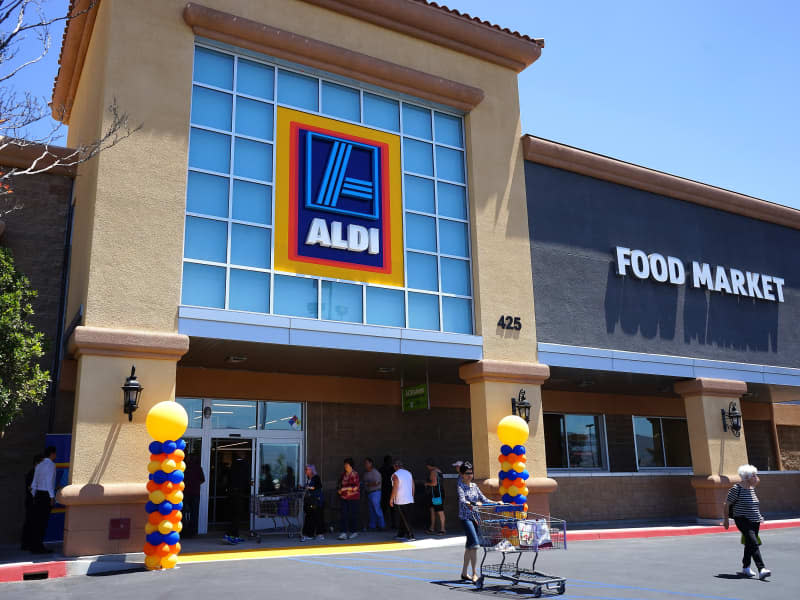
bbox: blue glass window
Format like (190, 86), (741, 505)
(404, 175), (434, 213)
(442, 297), (472, 334)
(191, 87), (232, 131)
(235, 97), (273, 140)
(321, 280), (362, 323)
(184, 216), (227, 263)
(182, 263), (225, 308)
(236, 59), (274, 100)
(436, 146), (465, 183)
(189, 128), (230, 173)
(439, 219), (469, 257)
(322, 82), (360, 122)
(406, 252), (438, 291)
(187, 172), (228, 218)
(435, 112), (463, 147)
(405, 213), (436, 253)
(274, 275), (318, 318)
(194, 47), (233, 89)
(229, 269), (269, 313)
(440, 258), (471, 296)
(230, 224), (270, 269)
(437, 182), (467, 219)
(363, 93), (399, 131)
(402, 104), (432, 139)
(234, 138), (272, 181)
(408, 293), (439, 330)
(366, 287), (404, 327)
(277, 70), (318, 111)
(403, 139), (433, 176)
(232, 180), (270, 224)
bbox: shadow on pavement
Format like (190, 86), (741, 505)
(431, 580), (555, 598)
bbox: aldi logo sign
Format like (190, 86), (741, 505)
(275, 107), (404, 287)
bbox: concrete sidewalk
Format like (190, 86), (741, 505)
(3, 517), (799, 582)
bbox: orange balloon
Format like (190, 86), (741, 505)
(160, 481), (175, 494)
(168, 449), (185, 462)
(143, 543), (157, 555)
(507, 453), (518, 464)
(146, 480), (159, 493)
(166, 510), (183, 523)
(497, 454), (507, 464)
(523, 503), (529, 512)
(177, 481), (185, 491)
(148, 511), (162, 525)
(156, 543), (171, 557)
(517, 455), (527, 463)
(150, 453), (167, 462)
(169, 542), (181, 554)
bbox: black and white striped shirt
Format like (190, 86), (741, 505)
(726, 484), (763, 522)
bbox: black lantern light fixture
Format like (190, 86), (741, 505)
(511, 389), (531, 423)
(721, 401), (742, 437)
(121, 366), (143, 421)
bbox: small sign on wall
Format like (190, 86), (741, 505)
(402, 384), (429, 412)
(109, 518), (130, 540)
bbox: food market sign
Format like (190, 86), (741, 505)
(614, 246), (785, 303)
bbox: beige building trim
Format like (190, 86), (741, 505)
(58, 482), (148, 506)
(298, 0), (543, 72)
(522, 135), (800, 230)
(182, 3), (485, 112)
(68, 326), (190, 360)
(674, 378), (748, 398)
(0, 142), (77, 177)
(459, 360), (550, 384)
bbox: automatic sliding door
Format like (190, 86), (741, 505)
(253, 442), (301, 531)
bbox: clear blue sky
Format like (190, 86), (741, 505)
(10, 0), (800, 209)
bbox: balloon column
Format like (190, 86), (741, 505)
(497, 415), (530, 511)
(144, 401), (189, 570)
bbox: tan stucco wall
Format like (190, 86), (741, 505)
(64, 0), (538, 360)
(684, 393), (749, 477)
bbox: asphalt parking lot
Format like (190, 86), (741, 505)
(4, 528), (798, 600)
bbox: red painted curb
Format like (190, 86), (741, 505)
(568, 519), (800, 542)
(0, 561), (67, 583)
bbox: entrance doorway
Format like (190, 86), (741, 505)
(209, 438), (252, 530)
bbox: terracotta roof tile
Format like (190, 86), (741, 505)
(416, 1), (543, 47)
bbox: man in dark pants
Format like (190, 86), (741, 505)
(183, 452), (205, 538)
(226, 452), (250, 544)
(30, 446), (57, 554)
(379, 455), (395, 529)
(20, 454), (43, 550)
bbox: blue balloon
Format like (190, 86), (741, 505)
(513, 494), (527, 504)
(168, 470), (184, 483)
(498, 471), (508, 481)
(513, 445), (526, 456)
(152, 471), (168, 484)
(149, 441), (163, 455)
(146, 532), (163, 545)
(519, 471), (530, 480)
(145, 501), (158, 514)
(162, 440), (177, 454)
(176, 439), (186, 451)
(501, 493), (514, 503)
(500, 444), (512, 455)
(174, 502), (184, 511)
(164, 532), (180, 546)
(158, 501), (174, 515)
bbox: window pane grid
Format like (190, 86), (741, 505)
(185, 43), (472, 332)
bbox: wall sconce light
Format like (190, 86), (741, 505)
(121, 366), (143, 421)
(721, 401), (742, 437)
(511, 389), (531, 423)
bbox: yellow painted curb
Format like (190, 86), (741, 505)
(180, 541), (414, 564)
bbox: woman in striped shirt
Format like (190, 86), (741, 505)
(723, 464), (770, 580)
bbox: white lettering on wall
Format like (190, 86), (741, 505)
(305, 218), (381, 254)
(615, 246), (785, 303)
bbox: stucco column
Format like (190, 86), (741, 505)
(58, 326), (189, 556)
(459, 360), (557, 514)
(674, 378), (749, 520)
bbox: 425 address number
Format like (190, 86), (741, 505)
(497, 315), (522, 331)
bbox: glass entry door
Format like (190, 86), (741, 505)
(208, 437), (254, 531)
(253, 441), (301, 531)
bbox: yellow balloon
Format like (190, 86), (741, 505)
(146, 401), (189, 443)
(501, 461), (511, 471)
(179, 461), (187, 472)
(158, 520), (174, 535)
(498, 486), (508, 495)
(147, 461), (161, 474)
(171, 449), (185, 461)
(161, 554), (178, 569)
(512, 462), (525, 473)
(145, 555), (162, 570)
(149, 490), (166, 504)
(508, 486), (519, 496)
(145, 523), (157, 535)
(161, 459), (177, 474)
(497, 415), (529, 447)
(166, 490), (184, 504)
(175, 521), (183, 533)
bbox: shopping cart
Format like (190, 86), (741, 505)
(471, 504), (567, 597)
(249, 490), (305, 540)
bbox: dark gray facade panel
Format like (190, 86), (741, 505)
(525, 161), (800, 368)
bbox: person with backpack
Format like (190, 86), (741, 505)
(723, 464), (770, 580)
(424, 459), (445, 535)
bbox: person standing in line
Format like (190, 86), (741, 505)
(300, 464), (325, 541)
(379, 455), (395, 529)
(183, 451), (205, 538)
(337, 458), (360, 540)
(20, 454), (43, 550)
(456, 461), (491, 582)
(29, 446), (57, 554)
(363, 457), (384, 531)
(424, 459), (446, 535)
(723, 464), (771, 580)
(225, 452), (250, 544)
(389, 459), (415, 541)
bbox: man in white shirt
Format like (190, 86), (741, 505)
(30, 446), (57, 554)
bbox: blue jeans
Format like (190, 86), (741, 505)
(340, 498), (360, 534)
(461, 518), (481, 548)
(367, 491), (385, 529)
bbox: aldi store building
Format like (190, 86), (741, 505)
(3, 0), (799, 554)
